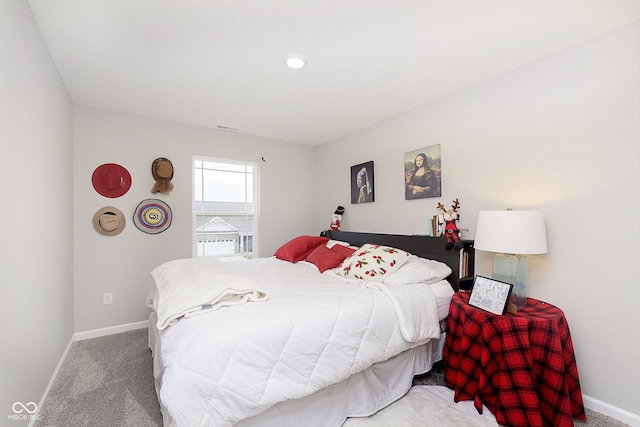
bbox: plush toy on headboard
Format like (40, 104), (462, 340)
(330, 206), (345, 231)
(437, 198), (469, 250)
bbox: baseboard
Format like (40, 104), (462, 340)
(74, 319), (149, 341)
(29, 335), (74, 427)
(583, 394), (640, 427)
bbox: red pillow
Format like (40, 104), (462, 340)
(305, 244), (356, 272)
(274, 235), (329, 262)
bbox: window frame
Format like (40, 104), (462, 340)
(192, 156), (259, 259)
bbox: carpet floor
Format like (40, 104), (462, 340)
(35, 328), (630, 427)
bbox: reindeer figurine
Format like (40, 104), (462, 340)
(437, 199), (469, 251)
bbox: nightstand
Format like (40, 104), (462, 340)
(443, 292), (586, 427)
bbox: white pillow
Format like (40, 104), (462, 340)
(326, 239), (351, 249)
(382, 256), (452, 286)
(336, 243), (411, 282)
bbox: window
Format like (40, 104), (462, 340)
(193, 157), (258, 259)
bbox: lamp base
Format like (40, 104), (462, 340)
(492, 253), (528, 311)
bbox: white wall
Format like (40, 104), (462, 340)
(73, 106), (317, 332)
(4, 1), (638, 422)
(0, 1), (74, 424)
(315, 23), (640, 418)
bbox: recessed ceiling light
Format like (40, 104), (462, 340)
(284, 55), (307, 69)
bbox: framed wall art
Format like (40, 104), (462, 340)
(350, 161), (374, 204)
(404, 144), (441, 200)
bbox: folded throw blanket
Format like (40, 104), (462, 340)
(151, 257), (268, 330)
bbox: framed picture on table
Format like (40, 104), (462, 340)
(468, 275), (513, 315)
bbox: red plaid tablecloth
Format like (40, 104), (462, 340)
(444, 292), (586, 427)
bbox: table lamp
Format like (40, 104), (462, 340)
(474, 209), (548, 311)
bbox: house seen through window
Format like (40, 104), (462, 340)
(194, 157), (257, 259)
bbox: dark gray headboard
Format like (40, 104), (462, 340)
(321, 230), (473, 291)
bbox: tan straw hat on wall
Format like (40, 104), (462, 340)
(92, 206), (126, 236)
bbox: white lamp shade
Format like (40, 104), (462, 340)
(474, 210), (548, 254)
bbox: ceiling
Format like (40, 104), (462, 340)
(27, 0), (639, 146)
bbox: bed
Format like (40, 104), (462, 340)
(147, 230), (462, 427)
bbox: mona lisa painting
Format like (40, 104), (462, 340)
(404, 145), (441, 200)
(351, 161), (374, 204)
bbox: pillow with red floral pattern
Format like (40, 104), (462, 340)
(336, 243), (411, 282)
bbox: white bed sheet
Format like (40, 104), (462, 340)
(148, 257), (453, 427)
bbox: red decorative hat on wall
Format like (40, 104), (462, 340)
(92, 163), (132, 198)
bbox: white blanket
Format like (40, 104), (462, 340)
(151, 257), (268, 330)
(152, 257), (443, 427)
(369, 282), (442, 342)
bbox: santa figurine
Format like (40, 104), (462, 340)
(330, 206), (345, 231)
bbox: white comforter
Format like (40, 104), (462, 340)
(153, 257), (442, 427)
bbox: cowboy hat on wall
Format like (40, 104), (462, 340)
(151, 157), (174, 195)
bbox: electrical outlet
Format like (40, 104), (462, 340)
(103, 292), (113, 305)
